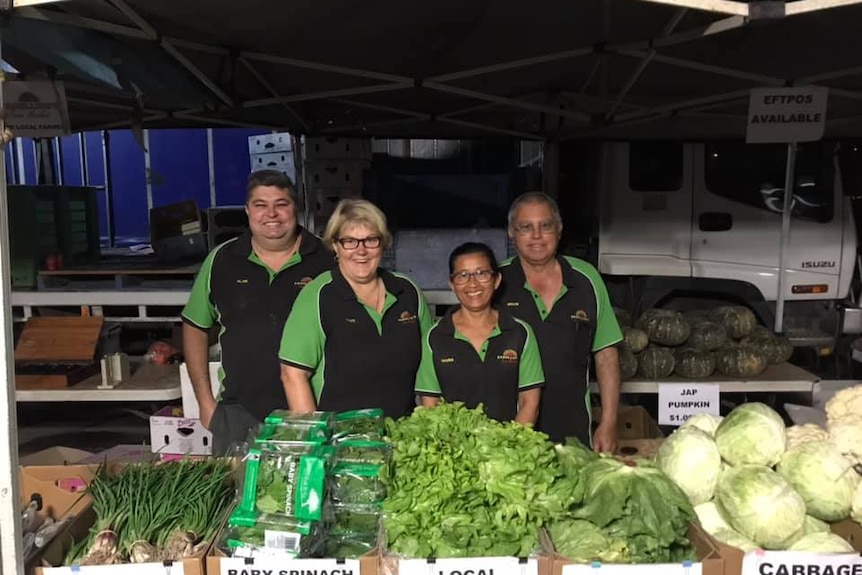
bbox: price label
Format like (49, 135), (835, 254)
(399, 556), (538, 575)
(741, 549), (862, 575)
(658, 383), (720, 426)
(219, 557), (361, 575)
(45, 563), (185, 575)
(562, 561), (701, 575)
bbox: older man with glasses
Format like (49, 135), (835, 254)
(497, 192), (624, 451)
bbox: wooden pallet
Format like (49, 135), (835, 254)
(36, 265), (200, 291)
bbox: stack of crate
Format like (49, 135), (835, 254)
(305, 137), (372, 232)
(248, 133), (297, 182)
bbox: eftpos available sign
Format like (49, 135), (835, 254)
(746, 86), (828, 144)
(3, 80), (70, 138)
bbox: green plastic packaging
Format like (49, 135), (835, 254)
(330, 463), (386, 504)
(334, 409), (385, 441)
(335, 440), (390, 465)
(235, 447), (327, 524)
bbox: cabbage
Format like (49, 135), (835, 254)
(681, 413), (723, 437)
(788, 532), (854, 553)
(802, 515), (830, 535)
(715, 464), (806, 549)
(656, 427), (722, 505)
(712, 528), (760, 552)
(694, 502), (731, 534)
(776, 440), (859, 521)
(851, 480), (862, 524)
(714, 403), (786, 466)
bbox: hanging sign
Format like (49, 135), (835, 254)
(746, 86), (828, 144)
(3, 79), (70, 137)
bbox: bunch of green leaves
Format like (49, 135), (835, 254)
(382, 402), (575, 558)
(329, 503), (381, 536)
(324, 534), (377, 559)
(335, 441), (390, 465)
(549, 439), (697, 564)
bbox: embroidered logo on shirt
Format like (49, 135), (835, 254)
(440, 357), (455, 364)
(236, 279), (249, 284)
(345, 318), (357, 323)
(398, 311), (417, 324)
(505, 301), (519, 307)
(294, 276), (314, 287)
(497, 349), (519, 363)
(572, 309), (589, 322)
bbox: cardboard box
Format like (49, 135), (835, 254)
(592, 405), (665, 458)
(545, 523), (725, 575)
(150, 406), (213, 456)
(306, 137), (372, 161)
(307, 161), (366, 189)
(34, 503), (205, 575)
(21, 464), (94, 574)
(249, 132), (292, 155)
(180, 361), (222, 419)
(717, 519), (862, 575)
(76, 444), (156, 465)
(19, 447), (93, 467)
(251, 151), (296, 177)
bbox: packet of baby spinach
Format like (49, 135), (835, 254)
(330, 462), (386, 505)
(255, 422), (330, 445)
(235, 446), (327, 524)
(223, 511), (323, 559)
(334, 440), (390, 465)
(323, 533), (377, 559)
(333, 409), (385, 442)
(328, 502), (382, 538)
(264, 410), (335, 428)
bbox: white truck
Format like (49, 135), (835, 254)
(591, 139), (862, 352)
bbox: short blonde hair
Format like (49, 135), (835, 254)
(322, 199), (392, 251)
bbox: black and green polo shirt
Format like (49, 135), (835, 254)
(497, 255), (622, 444)
(181, 229), (332, 421)
(278, 267), (433, 419)
(415, 307), (544, 422)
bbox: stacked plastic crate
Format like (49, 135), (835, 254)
(304, 137), (372, 233)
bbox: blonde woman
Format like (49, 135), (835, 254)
(279, 199), (433, 418)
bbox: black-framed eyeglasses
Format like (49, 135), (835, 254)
(512, 220), (558, 235)
(337, 236), (382, 250)
(450, 269), (496, 285)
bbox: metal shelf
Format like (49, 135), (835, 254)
(591, 363), (819, 394)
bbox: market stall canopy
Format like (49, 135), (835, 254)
(4, 0), (862, 139)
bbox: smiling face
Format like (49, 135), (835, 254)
(449, 252), (501, 313)
(245, 185), (297, 246)
(334, 222), (383, 284)
(509, 201), (561, 265)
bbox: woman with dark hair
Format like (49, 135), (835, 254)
(415, 242), (544, 425)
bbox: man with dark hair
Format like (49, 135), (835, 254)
(498, 192), (623, 451)
(182, 169), (332, 454)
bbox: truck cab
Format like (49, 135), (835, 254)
(595, 140), (861, 348)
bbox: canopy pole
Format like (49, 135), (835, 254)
(0, 26), (26, 575)
(774, 142), (798, 334)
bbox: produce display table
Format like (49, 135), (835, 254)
(591, 362), (819, 394)
(15, 362), (181, 403)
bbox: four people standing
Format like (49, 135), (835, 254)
(183, 172), (622, 452)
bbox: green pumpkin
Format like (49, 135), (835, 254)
(741, 333), (794, 365)
(638, 346), (676, 379)
(687, 321), (728, 351)
(614, 307), (632, 328)
(673, 347), (716, 379)
(683, 309), (713, 325)
(623, 327), (649, 353)
(715, 344), (769, 378)
(635, 309), (691, 346)
(748, 325), (772, 340)
(619, 346), (638, 381)
(710, 305), (759, 339)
